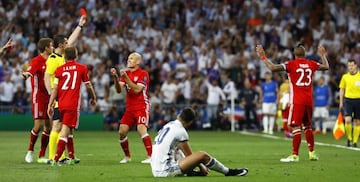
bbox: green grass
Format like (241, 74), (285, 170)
(0, 130), (359, 182)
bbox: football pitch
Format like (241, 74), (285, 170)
(0, 130), (359, 182)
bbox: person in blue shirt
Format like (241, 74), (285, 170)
(259, 72), (278, 134)
(313, 76), (332, 134)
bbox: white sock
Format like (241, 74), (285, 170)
(205, 158), (229, 174)
(269, 116), (275, 133)
(315, 120), (320, 130)
(263, 116), (269, 132)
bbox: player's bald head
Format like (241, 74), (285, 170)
(294, 45), (305, 58)
(130, 52), (142, 64)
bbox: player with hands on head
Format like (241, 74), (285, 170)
(47, 46), (96, 166)
(110, 52), (153, 164)
(151, 107), (249, 177)
(256, 44), (329, 162)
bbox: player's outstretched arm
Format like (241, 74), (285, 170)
(256, 45), (284, 72)
(317, 45), (329, 71)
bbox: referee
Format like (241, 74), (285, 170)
(339, 59), (360, 147)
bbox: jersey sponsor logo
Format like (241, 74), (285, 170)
(134, 76), (138, 82)
(356, 81), (360, 86)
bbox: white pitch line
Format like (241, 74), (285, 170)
(238, 131), (360, 151)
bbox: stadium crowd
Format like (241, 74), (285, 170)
(0, 0), (359, 130)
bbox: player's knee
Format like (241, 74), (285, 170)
(198, 151), (210, 159)
(52, 122), (62, 132)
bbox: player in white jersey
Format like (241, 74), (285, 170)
(151, 108), (248, 177)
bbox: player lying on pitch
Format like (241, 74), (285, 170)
(150, 107), (248, 177)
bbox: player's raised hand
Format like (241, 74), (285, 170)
(317, 45), (326, 56)
(79, 15), (86, 26)
(110, 68), (118, 77)
(256, 45), (265, 57)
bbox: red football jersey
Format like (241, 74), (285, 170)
(27, 54), (48, 97)
(282, 58), (320, 106)
(119, 68), (150, 111)
(55, 61), (90, 110)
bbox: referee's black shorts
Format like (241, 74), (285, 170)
(53, 107), (61, 121)
(344, 98), (360, 119)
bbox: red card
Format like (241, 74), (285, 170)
(80, 8), (87, 16)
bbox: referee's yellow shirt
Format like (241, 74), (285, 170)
(45, 53), (65, 108)
(45, 53), (65, 88)
(339, 72), (360, 99)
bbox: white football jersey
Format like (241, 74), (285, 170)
(151, 120), (189, 171)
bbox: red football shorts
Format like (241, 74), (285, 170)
(32, 98), (49, 120)
(59, 109), (79, 129)
(288, 104), (313, 127)
(120, 109), (149, 129)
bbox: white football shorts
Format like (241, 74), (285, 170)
(262, 103), (277, 115)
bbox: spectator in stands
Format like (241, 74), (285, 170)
(239, 79), (261, 131)
(160, 75), (179, 109)
(203, 76), (226, 129)
(0, 39), (12, 56)
(93, 64), (110, 113)
(0, 75), (15, 111)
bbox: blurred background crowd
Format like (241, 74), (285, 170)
(0, 0), (359, 131)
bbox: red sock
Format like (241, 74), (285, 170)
(120, 137), (131, 157)
(304, 127), (314, 152)
(54, 137), (67, 162)
(38, 131), (50, 158)
(67, 135), (75, 159)
(283, 122), (288, 133)
(142, 134), (152, 157)
(28, 129), (39, 151)
(292, 129), (302, 155)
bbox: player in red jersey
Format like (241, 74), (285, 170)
(22, 38), (54, 163)
(110, 52), (152, 164)
(256, 44), (329, 162)
(47, 47), (96, 165)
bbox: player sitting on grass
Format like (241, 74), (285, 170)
(150, 107), (248, 177)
